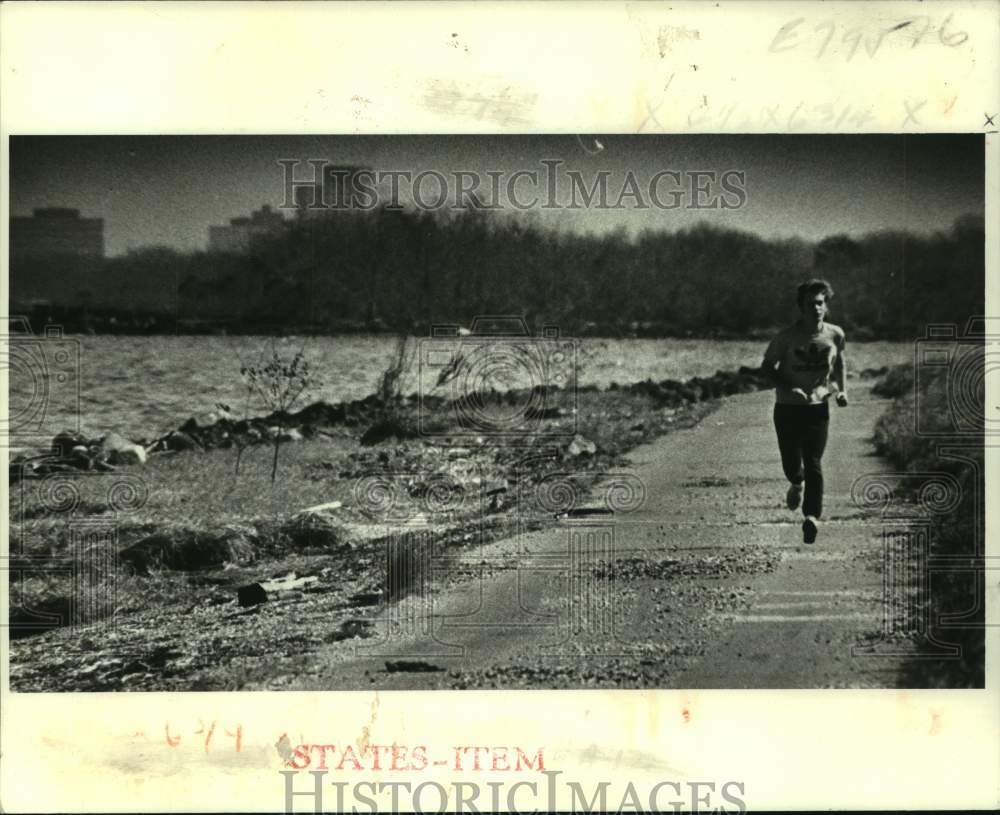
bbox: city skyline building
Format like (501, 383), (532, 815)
(11, 207), (105, 258)
(207, 204), (287, 253)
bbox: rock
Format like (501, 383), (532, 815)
(69, 447), (95, 470)
(293, 401), (343, 426)
(8, 457), (34, 481)
(279, 428), (303, 442)
(99, 432), (147, 466)
(567, 434), (597, 457)
(384, 660), (444, 673)
(525, 405), (564, 420)
(360, 417), (417, 446)
(325, 619), (374, 643)
(178, 412), (237, 450)
(164, 430), (200, 451)
(237, 583), (268, 607)
(52, 431), (88, 458)
(348, 591), (382, 607)
(180, 412), (218, 434)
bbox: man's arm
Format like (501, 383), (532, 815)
(833, 330), (848, 406)
(761, 334), (784, 387)
(760, 357), (783, 387)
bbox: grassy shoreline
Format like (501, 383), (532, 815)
(10, 368), (770, 691)
(871, 364), (985, 687)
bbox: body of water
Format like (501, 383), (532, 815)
(10, 334), (912, 442)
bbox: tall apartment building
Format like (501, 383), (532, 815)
(11, 208), (105, 258)
(207, 204), (287, 253)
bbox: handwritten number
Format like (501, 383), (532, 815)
(909, 16), (933, 48)
(938, 14), (969, 47)
(814, 20), (836, 59)
(226, 725), (243, 753)
(863, 27), (889, 58)
(841, 27), (864, 61)
(775, 15), (968, 58)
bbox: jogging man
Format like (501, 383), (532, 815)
(761, 279), (848, 544)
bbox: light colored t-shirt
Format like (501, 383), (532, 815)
(763, 321), (845, 405)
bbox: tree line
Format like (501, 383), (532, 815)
(11, 209), (984, 339)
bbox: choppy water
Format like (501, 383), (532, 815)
(8, 334), (911, 441)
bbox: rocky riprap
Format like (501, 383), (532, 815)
(7, 364), (776, 677)
(9, 365), (773, 483)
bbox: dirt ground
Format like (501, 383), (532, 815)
(9, 382), (909, 691)
(269, 383), (907, 690)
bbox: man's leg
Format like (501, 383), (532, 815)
(800, 406), (830, 519)
(773, 405), (805, 490)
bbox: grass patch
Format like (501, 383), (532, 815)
(8, 367), (745, 682)
(870, 365), (984, 687)
(871, 363), (914, 399)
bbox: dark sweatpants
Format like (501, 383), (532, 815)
(773, 402), (830, 519)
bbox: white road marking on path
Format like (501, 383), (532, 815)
(650, 520), (876, 528)
(783, 550), (860, 561)
(765, 590), (877, 597)
(728, 613), (877, 623)
(751, 601), (875, 610)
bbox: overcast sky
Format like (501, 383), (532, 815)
(10, 134), (983, 257)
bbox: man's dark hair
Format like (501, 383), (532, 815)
(797, 278), (835, 307)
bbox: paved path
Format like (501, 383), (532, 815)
(306, 384), (907, 689)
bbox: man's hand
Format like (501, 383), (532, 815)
(790, 388), (810, 403)
(835, 392), (849, 407)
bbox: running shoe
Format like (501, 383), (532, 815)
(786, 483), (803, 511)
(802, 515), (818, 544)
